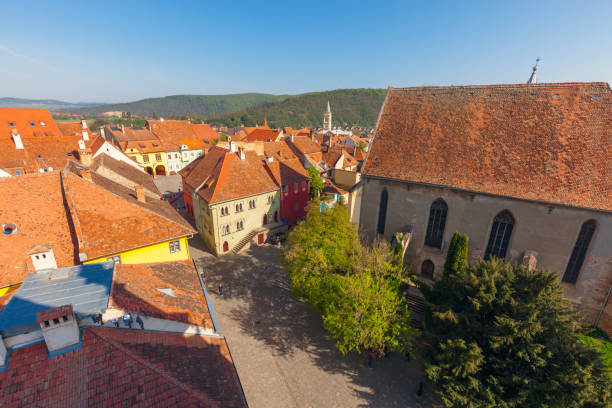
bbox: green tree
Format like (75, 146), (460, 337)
(358, 140), (368, 152)
(423, 258), (611, 407)
(306, 166), (324, 199)
(443, 232), (468, 280)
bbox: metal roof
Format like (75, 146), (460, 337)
(0, 261), (115, 332)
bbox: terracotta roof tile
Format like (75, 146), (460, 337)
(245, 128), (282, 142)
(64, 163), (194, 259)
(109, 261), (213, 329)
(265, 158), (310, 187)
(0, 172), (76, 287)
(91, 154), (161, 197)
(0, 327), (246, 407)
(363, 83), (612, 211)
(190, 123), (221, 143)
(148, 120), (197, 146)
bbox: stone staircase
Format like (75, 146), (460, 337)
(231, 229), (261, 254)
(405, 287), (426, 329)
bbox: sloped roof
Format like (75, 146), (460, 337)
(64, 163), (195, 260)
(0, 262), (115, 333)
(190, 123), (221, 143)
(148, 120), (197, 145)
(0, 327), (247, 407)
(180, 138), (204, 150)
(106, 126), (158, 143)
(263, 140), (300, 161)
(245, 128), (281, 142)
(110, 261), (213, 329)
(181, 146), (279, 204)
(265, 158), (310, 187)
(57, 121), (93, 142)
(363, 83), (612, 212)
(91, 154), (160, 197)
(0, 172), (76, 287)
(288, 136), (322, 155)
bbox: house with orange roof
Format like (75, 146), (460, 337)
(103, 126), (170, 176)
(179, 143), (282, 255)
(245, 128), (283, 142)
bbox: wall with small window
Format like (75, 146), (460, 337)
(84, 236), (191, 265)
(359, 177), (612, 326)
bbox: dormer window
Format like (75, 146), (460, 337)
(3, 223), (17, 235)
(40, 121), (46, 126)
(30, 121), (36, 126)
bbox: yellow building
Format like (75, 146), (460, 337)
(180, 144), (283, 255)
(102, 126), (171, 176)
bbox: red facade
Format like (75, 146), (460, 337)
(281, 179), (310, 226)
(182, 177), (194, 218)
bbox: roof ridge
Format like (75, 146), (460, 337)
(391, 82), (611, 91)
(60, 168), (87, 254)
(87, 328), (214, 405)
(208, 153), (232, 203)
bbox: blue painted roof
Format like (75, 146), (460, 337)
(0, 261), (115, 332)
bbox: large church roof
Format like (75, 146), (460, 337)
(363, 82), (612, 212)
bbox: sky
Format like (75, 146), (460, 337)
(1, 1), (611, 103)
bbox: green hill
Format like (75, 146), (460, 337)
(69, 93), (288, 117)
(205, 89), (386, 128)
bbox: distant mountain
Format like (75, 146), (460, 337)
(69, 93), (289, 117)
(0, 97), (104, 111)
(205, 89), (387, 128)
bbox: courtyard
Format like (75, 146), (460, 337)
(190, 237), (440, 408)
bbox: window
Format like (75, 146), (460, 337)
(376, 189), (388, 235)
(169, 240), (181, 253)
(424, 199), (448, 248)
(30, 121), (35, 126)
(263, 214), (268, 225)
(40, 121), (46, 126)
(14, 170), (21, 175)
(167, 154), (172, 159)
(155, 153), (162, 161)
(562, 220), (596, 284)
(294, 203), (299, 211)
(220, 206), (229, 216)
(294, 182), (298, 193)
(143, 154), (149, 163)
(267, 195), (273, 204)
(274, 211), (279, 222)
(235, 203), (243, 212)
(106, 255), (121, 264)
(221, 225), (230, 235)
(223, 241), (229, 252)
(249, 199), (256, 209)
(8, 121), (14, 126)
(236, 220), (244, 231)
(484, 210), (515, 260)
(283, 185), (288, 195)
(175, 153), (179, 158)
(302, 180), (307, 191)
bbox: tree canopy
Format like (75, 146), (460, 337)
(422, 254), (611, 407)
(306, 167), (324, 199)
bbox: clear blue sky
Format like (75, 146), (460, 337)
(1, 1), (611, 102)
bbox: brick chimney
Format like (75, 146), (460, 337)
(238, 147), (246, 160)
(81, 169), (93, 182)
(79, 148), (93, 167)
(135, 185), (145, 202)
(80, 119), (88, 129)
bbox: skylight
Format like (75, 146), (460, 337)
(30, 122), (36, 126)
(9, 121), (15, 126)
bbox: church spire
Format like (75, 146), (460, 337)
(326, 101), (331, 113)
(323, 101), (332, 131)
(527, 58), (540, 84)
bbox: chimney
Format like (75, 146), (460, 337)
(99, 127), (106, 138)
(80, 119), (88, 129)
(30, 244), (58, 271)
(238, 147), (246, 160)
(81, 169), (93, 182)
(121, 124), (125, 135)
(79, 148), (93, 167)
(229, 141), (237, 153)
(290, 134), (295, 143)
(36, 305), (80, 355)
(135, 185), (145, 202)
(265, 156), (274, 163)
(11, 130), (24, 150)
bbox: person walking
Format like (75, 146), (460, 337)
(218, 283), (223, 295)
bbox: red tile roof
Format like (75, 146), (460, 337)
(190, 123), (221, 144)
(363, 83), (612, 211)
(265, 158), (310, 187)
(180, 138), (205, 150)
(181, 146), (279, 204)
(263, 140), (300, 161)
(91, 154), (161, 197)
(245, 128), (282, 142)
(36, 304), (73, 323)
(64, 163), (194, 260)
(57, 121), (93, 142)
(0, 172), (76, 287)
(0, 327), (246, 407)
(148, 120), (197, 145)
(110, 261), (213, 329)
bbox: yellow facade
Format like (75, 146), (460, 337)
(84, 236), (191, 265)
(0, 283), (21, 297)
(125, 148), (168, 176)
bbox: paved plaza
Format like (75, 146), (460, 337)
(190, 238), (440, 408)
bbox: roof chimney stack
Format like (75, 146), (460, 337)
(11, 130), (24, 150)
(238, 147), (246, 160)
(36, 305), (80, 355)
(80, 119), (88, 129)
(229, 141), (237, 153)
(79, 148), (93, 167)
(135, 185), (145, 202)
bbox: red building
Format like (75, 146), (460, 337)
(265, 157), (310, 226)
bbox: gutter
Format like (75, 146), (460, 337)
(192, 258), (221, 334)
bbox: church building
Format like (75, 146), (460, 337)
(358, 82), (612, 333)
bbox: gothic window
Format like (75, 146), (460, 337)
(249, 199), (256, 209)
(236, 220), (244, 231)
(274, 211), (279, 222)
(484, 210), (515, 260)
(562, 220), (596, 284)
(263, 214), (268, 226)
(376, 189), (388, 235)
(424, 199), (448, 248)
(235, 203), (243, 212)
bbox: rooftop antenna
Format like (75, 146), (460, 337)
(527, 58), (540, 84)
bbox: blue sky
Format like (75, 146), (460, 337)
(1, 1), (611, 102)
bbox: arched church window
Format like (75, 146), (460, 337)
(562, 220), (596, 284)
(376, 189), (388, 235)
(484, 210), (514, 260)
(425, 199), (447, 248)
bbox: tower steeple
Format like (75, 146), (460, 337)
(323, 101), (332, 131)
(527, 58), (540, 84)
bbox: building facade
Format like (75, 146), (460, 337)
(360, 83), (612, 333)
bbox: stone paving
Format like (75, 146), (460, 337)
(190, 236), (441, 408)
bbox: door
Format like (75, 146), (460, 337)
(258, 233), (264, 245)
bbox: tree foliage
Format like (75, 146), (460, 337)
(443, 232), (468, 280)
(282, 201), (414, 355)
(306, 166), (324, 199)
(422, 256), (611, 407)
